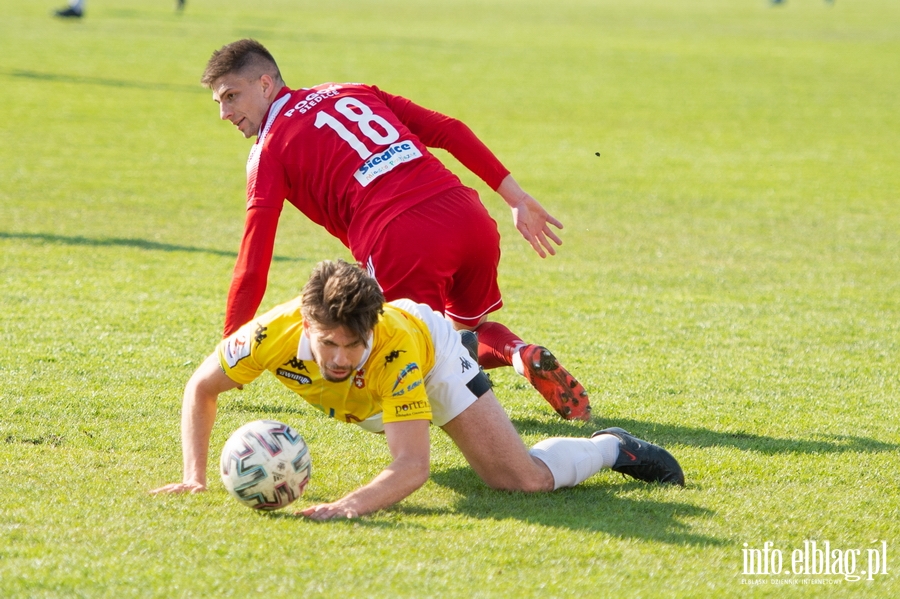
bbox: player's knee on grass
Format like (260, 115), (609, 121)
(476, 454), (554, 494)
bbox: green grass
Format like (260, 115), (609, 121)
(2, 0), (899, 596)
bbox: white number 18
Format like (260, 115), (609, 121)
(314, 97), (400, 160)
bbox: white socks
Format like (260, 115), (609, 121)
(529, 434), (621, 490)
(510, 342), (526, 376)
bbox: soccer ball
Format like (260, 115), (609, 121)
(219, 419), (312, 511)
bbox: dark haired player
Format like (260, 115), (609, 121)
(151, 261), (684, 519)
(199, 39), (591, 421)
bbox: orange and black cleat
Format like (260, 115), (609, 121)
(519, 344), (591, 421)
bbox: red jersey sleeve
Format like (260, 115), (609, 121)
(223, 205), (282, 337)
(372, 87), (510, 191)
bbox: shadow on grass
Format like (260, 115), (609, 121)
(510, 417), (899, 455)
(273, 467), (721, 547)
(1, 231), (302, 263)
(7, 69), (204, 94)
(439, 469), (719, 546)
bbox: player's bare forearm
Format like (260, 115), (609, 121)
(150, 353), (239, 494)
(496, 174), (563, 258)
(298, 419), (431, 520)
(299, 457), (429, 520)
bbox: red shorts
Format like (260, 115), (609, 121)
(364, 186), (503, 325)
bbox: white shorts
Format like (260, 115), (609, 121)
(355, 300), (483, 433)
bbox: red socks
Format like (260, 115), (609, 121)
(474, 321), (524, 370)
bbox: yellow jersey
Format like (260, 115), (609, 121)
(218, 298), (436, 428)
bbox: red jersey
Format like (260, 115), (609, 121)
(224, 84), (510, 335)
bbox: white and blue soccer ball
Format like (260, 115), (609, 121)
(220, 420), (312, 511)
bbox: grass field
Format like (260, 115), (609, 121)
(2, 0), (898, 597)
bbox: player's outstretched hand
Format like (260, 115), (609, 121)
(297, 502), (360, 521)
(496, 175), (563, 258)
(150, 481), (206, 495)
(510, 194), (564, 258)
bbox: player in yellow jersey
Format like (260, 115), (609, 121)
(152, 260), (683, 519)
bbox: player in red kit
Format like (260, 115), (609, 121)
(200, 39), (591, 421)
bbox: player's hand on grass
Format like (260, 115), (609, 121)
(150, 481), (206, 495)
(296, 502), (360, 521)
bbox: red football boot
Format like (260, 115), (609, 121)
(519, 345), (591, 421)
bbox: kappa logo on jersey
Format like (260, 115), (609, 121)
(283, 85), (343, 117)
(283, 357), (309, 372)
(253, 323), (268, 346)
(354, 141), (422, 187)
(384, 349), (406, 364)
(460, 356), (473, 372)
(391, 362), (421, 397)
(276, 368), (312, 385)
(223, 333), (251, 368)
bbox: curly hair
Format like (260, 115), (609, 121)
(301, 260), (385, 343)
(200, 39), (283, 88)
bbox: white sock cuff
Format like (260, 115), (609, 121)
(529, 437), (606, 490)
(590, 433), (622, 468)
(511, 344), (526, 376)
